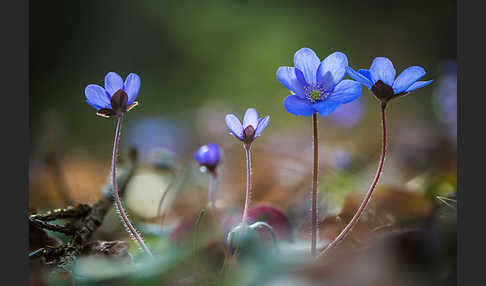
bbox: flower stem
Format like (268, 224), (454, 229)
(311, 112), (319, 257)
(317, 102), (388, 258)
(112, 115), (153, 257)
(240, 144), (252, 229)
(209, 172), (218, 209)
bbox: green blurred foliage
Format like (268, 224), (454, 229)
(30, 0), (455, 155)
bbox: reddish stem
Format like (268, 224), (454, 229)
(311, 112), (319, 257)
(317, 102), (387, 258)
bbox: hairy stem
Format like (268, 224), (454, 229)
(209, 172), (218, 209)
(311, 112), (319, 257)
(241, 144), (252, 229)
(317, 102), (387, 258)
(112, 115), (153, 257)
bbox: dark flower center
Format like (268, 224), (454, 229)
(304, 83), (330, 103)
(371, 80), (395, 103)
(243, 125), (256, 144)
(110, 89), (129, 115)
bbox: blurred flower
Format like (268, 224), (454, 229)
(123, 117), (186, 163)
(329, 147), (351, 171)
(433, 60), (457, 142)
(346, 57), (433, 103)
(195, 102), (234, 139)
(148, 148), (180, 171)
(328, 97), (365, 128)
(194, 142), (221, 173)
(225, 108), (270, 145)
(223, 204), (293, 243)
(392, 118), (440, 174)
(276, 48), (361, 116)
(84, 72), (140, 117)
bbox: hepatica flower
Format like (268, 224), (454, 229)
(83, 71), (152, 256)
(194, 142), (221, 174)
(318, 57), (433, 258)
(225, 108), (270, 146)
(276, 48), (362, 116)
(346, 57), (433, 103)
(194, 143), (222, 208)
(85, 72), (140, 118)
(225, 107), (269, 241)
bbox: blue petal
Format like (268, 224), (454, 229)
(85, 84), (111, 110)
(104, 72), (124, 96)
(283, 95), (315, 116)
(404, 80), (434, 92)
(316, 51), (348, 90)
(346, 66), (372, 89)
(243, 108), (259, 129)
(392, 66), (426, 94)
(313, 100), (340, 117)
(358, 69), (371, 80)
(225, 114), (243, 140)
(276, 67), (305, 98)
(124, 73), (141, 105)
(293, 48), (320, 84)
(294, 68), (307, 87)
(255, 115), (270, 137)
(328, 80), (362, 103)
(370, 57), (396, 86)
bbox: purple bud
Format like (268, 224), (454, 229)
(194, 143), (221, 173)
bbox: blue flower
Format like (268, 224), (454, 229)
(225, 108), (270, 145)
(85, 72), (140, 117)
(276, 48), (362, 116)
(346, 57), (433, 103)
(194, 142), (221, 172)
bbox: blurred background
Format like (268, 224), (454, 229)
(29, 0), (456, 285)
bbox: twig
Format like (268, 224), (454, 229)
(29, 151), (137, 270)
(29, 218), (76, 235)
(30, 204), (91, 221)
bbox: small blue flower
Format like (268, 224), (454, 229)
(225, 108), (270, 145)
(346, 57), (433, 103)
(194, 142), (221, 172)
(277, 48), (362, 117)
(85, 72), (140, 117)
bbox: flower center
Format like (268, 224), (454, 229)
(304, 83), (330, 103)
(310, 90), (321, 101)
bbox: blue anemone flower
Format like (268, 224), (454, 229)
(85, 72), (140, 118)
(346, 57), (433, 103)
(276, 48), (362, 117)
(194, 142), (221, 173)
(225, 108), (270, 145)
